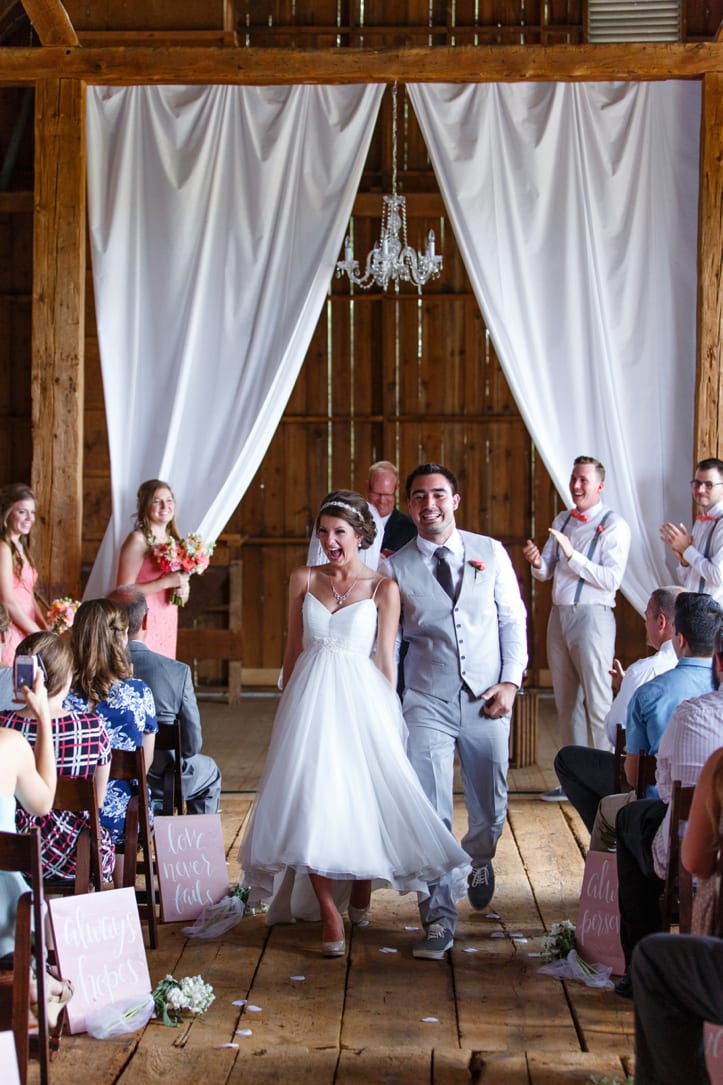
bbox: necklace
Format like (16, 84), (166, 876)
(330, 575), (359, 606)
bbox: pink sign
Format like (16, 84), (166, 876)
(706, 1023), (723, 1084)
(154, 814), (229, 922)
(0, 1030), (21, 1085)
(575, 850), (626, 976)
(49, 888), (151, 1035)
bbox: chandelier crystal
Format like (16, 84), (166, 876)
(335, 84), (443, 294)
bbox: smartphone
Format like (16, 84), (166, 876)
(13, 653), (37, 694)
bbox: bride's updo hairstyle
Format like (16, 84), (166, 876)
(315, 490), (376, 551)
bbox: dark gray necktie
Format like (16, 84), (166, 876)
(434, 546), (455, 600)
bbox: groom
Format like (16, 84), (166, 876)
(387, 463), (528, 960)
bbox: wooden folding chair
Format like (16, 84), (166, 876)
(0, 828), (49, 1085)
(714, 835), (723, 939)
(153, 720), (185, 816)
(613, 724), (627, 793)
(43, 775), (104, 896)
(110, 747), (158, 949)
(634, 751), (657, 799)
(660, 779), (696, 932)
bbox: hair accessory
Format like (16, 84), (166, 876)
(319, 500), (361, 519)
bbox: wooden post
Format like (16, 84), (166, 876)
(31, 78), (86, 601)
(694, 72), (723, 462)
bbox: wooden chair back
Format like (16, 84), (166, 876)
(613, 725), (627, 793)
(714, 835), (723, 939)
(43, 774), (103, 896)
(153, 720), (185, 816)
(0, 828), (49, 1085)
(110, 747), (158, 949)
(660, 780), (696, 932)
(634, 751), (658, 800)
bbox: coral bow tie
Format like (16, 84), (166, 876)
(570, 510), (588, 523)
(697, 514), (720, 522)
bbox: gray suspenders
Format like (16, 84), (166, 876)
(698, 518), (721, 593)
(559, 510), (613, 604)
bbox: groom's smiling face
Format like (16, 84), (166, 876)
(407, 474), (460, 543)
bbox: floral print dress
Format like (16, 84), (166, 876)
(68, 678), (158, 845)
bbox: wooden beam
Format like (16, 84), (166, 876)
(694, 70), (723, 462)
(31, 78), (85, 600)
(20, 0), (78, 47)
(0, 43), (722, 87)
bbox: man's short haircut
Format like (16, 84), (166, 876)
(108, 586), (149, 637)
(405, 463), (459, 499)
(673, 592), (723, 656)
(573, 455), (606, 482)
(368, 460), (399, 481)
(649, 586), (685, 623)
(695, 457), (723, 476)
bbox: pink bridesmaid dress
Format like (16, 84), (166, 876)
(2, 562), (41, 666)
(135, 552), (178, 659)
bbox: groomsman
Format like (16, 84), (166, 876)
(660, 456), (723, 603)
(387, 463), (527, 960)
(522, 456), (631, 799)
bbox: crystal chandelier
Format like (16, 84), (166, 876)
(335, 84), (443, 294)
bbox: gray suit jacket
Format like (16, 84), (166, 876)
(389, 531), (527, 702)
(128, 640), (203, 770)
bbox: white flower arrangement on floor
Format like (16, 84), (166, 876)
(152, 974), (215, 1027)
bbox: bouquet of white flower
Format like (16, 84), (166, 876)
(152, 974), (215, 1027)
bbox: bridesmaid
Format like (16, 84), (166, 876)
(116, 479), (189, 659)
(0, 483), (48, 667)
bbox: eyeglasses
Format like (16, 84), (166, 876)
(690, 480), (723, 491)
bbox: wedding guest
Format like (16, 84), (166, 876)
(660, 456), (723, 603)
(67, 599), (157, 885)
(0, 663), (74, 1026)
(117, 480), (190, 658)
(387, 463), (527, 959)
(0, 632), (115, 884)
(0, 483), (48, 666)
(240, 491), (469, 958)
(522, 456), (631, 798)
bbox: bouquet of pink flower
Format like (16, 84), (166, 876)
(46, 596), (80, 634)
(152, 533), (215, 606)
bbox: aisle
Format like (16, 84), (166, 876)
(32, 694), (635, 1085)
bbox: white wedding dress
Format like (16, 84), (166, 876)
(239, 590), (470, 923)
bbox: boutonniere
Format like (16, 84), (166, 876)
(469, 559), (486, 582)
(596, 524), (606, 534)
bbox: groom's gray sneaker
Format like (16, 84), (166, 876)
(412, 923), (454, 960)
(467, 860), (495, 910)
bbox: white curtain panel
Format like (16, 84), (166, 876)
(409, 81), (701, 613)
(84, 83), (383, 597)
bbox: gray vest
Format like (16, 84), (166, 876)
(391, 531), (504, 701)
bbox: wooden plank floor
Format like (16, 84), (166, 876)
(32, 693), (635, 1085)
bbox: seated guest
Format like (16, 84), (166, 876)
(0, 603), (16, 709)
(0, 663), (74, 1023)
(67, 600), (157, 885)
(631, 933), (722, 1085)
(109, 586), (221, 815)
(555, 586), (681, 834)
(631, 748), (723, 1083)
(0, 632), (114, 884)
(614, 619), (723, 997)
(683, 745), (723, 936)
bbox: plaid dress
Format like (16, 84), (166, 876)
(0, 708), (115, 882)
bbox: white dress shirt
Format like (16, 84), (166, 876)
(651, 688), (723, 878)
(531, 501), (631, 606)
(679, 499), (723, 603)
(414, 530), (465, 596)
(603, 638), (678, 748)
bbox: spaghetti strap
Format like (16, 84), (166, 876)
(371, 576), (386, 602)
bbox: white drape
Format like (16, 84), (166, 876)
(409, 82), (701, 613)
(84, 84), (383, 597)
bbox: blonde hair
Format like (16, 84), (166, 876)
(0, 483), (37, 577)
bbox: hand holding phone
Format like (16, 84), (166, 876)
(14, 653), (38, 694)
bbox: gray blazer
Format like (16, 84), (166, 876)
(128, 640), (203, 768)
(389, 530), (527, 702)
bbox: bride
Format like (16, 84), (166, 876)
(239, 490), (469, 957)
